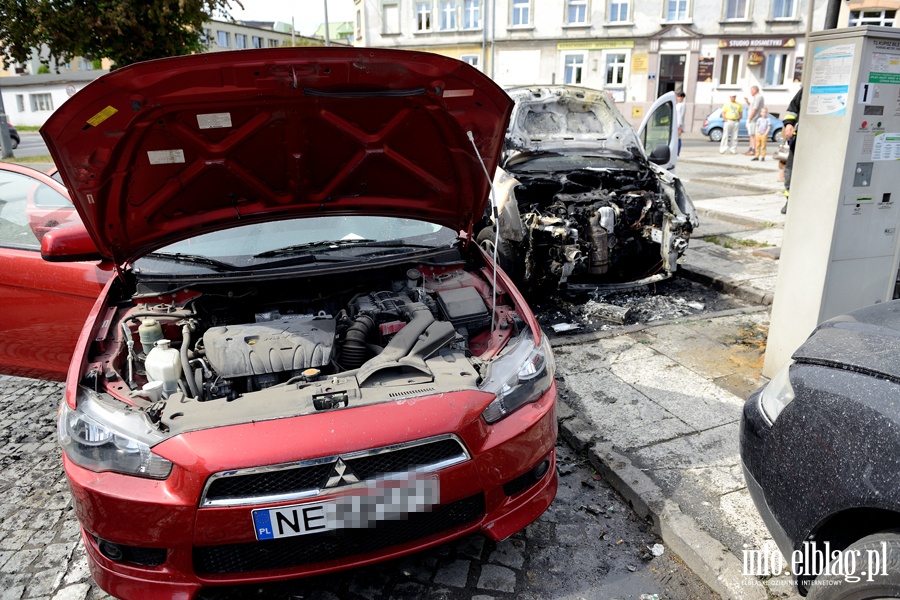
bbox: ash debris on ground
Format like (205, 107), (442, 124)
(534, 278), (748, 335)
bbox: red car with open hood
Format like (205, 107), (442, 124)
(25, 48), (558, 598)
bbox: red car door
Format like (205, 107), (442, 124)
(0, 163), (112, 380)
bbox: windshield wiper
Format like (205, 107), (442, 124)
(145, 252), (237, 271)
(253, 238), (376, 258)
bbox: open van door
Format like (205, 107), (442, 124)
(638, 91), (679, 170)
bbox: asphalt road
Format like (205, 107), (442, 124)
(10, 131), (49, 159)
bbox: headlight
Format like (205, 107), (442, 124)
(759, 362), (795, 424)
(58, 386), (172, 479)
(481, 329), (555, 424)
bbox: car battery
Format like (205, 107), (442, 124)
(436, 287), (490, 332)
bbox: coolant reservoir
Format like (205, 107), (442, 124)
(145, 339), (182, 396)
(138, 318), (164, 355)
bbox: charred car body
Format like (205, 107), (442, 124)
(33, 49), (558, 599)
(480, 86), (698, 293)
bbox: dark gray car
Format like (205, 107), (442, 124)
(5, 122), (18, 149)
(741, 300), (900, 598)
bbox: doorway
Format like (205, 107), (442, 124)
(657, 53), (687, 96)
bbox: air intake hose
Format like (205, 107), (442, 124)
(342, 314), (376, 369)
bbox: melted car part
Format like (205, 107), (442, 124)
(509, 169), (692, 291)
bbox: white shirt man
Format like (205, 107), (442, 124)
(745, 86), (765, 155)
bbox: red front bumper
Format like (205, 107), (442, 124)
(65, 385), (557, 599)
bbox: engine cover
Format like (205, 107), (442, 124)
(203, 317), (336, 378)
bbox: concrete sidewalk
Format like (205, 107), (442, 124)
(550, 141), (799, 599)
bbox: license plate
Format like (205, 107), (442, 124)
(252, 475), (439, 541)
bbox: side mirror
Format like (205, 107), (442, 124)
(649, 144), (671, 165)
(41, 221), (105, 262)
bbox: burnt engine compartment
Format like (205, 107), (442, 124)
(89, 264), (518, 429)
(509, 168), (692, 290)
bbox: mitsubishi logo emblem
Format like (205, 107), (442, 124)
(325, 458), (360, 488)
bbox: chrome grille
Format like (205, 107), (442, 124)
(200, 434), (470, 507)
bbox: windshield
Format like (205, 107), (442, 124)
(506, 153), (641, 173)
(134, 216), (457, 275)
(505, 87), (641, 155)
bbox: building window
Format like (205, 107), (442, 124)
(666, 0), (689, 20)
(511, 0), (531, 25)
(383, 2), (401, 33)
(609, 0), (629, 21)
(30, 93), (53, 112)
(563, 53), (585, 84)
(605, 53), (627, 85)
(771, 0), (795, 18)
(252, 36), (263, 48)
(849, 9), (896, 25)
(464, 0), (481, 28)
(268, 39), (280, 47)
(440, 1), (458, 29)
(203, 28), (213, 45)
(567, 0), (588, 23)
(725, 0), (748, 19)
(217, 31), (229, 47)
(79, 58), (93, 70)
(235, 34), (247, 49)
(415, 2), (433, 30)
(15, 95), (24, 112)
(765, 53), (789, 86)
(720, 53), (742, 85)
(461, 54), (480, 69)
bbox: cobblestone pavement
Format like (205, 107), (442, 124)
(0, 375), (715, 600)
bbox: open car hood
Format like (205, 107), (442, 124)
(503, 86), (643, 162)
(41, 48), (513, 264)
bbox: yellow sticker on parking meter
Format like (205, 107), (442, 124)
(87, 106), (118, 127)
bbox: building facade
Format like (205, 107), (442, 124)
(839, 0), (897, 27)
(0, 20), (325, 128)
(352, 0), (836, 130)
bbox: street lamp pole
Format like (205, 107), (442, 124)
(323, 0), (331, 46)
(0, 80), (13, 159)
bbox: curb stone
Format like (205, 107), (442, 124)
(547, 305), (770, 348)
(694, 207), (776, 230)
(679, 264), (774, 306)
(570, 426), (767, 600)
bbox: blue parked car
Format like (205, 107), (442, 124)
(701, 108), (783, 143)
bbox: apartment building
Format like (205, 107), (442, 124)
(1, 20), (325, 127)
(352, 0), (839, 128)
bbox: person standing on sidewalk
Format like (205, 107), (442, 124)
(719, 94), (742, 154)
(751, 108), (772, 161)
(744, 86), (765, 155)
(781, 89), (801, 213)
(676, 91), (686, 156)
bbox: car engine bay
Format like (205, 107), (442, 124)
(85, 263), (521, 435)
(499, 166), (694, 292)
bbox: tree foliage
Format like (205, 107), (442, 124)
(0, 0), (242, 70)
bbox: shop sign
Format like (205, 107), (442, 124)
(718, 38), (796, 48)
